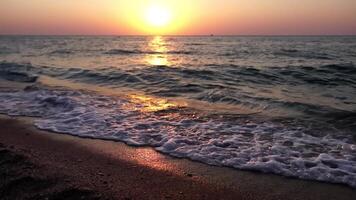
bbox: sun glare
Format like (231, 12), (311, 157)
(145, 5), (172, 27)
(122, 0), (194, 35)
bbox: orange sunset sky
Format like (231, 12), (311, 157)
(0, 0), (356, 35)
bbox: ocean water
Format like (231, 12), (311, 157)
(0, 36), (356, 187)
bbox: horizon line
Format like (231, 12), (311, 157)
(0, 34), (356, 37)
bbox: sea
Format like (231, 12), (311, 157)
(0, 36), (355, 187)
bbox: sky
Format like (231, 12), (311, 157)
(0, 0), (355, 35)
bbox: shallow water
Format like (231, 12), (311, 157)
(0, 36), (355, 187)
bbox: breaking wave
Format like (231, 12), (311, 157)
(0, 87), (355, 187)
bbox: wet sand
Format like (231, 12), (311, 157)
(0, 115), (355, 200)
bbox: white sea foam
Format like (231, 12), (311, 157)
(0, 88), (355, 187)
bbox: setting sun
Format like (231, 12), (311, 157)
(145, 4), (172, 27)
(119, 0), (194, 35)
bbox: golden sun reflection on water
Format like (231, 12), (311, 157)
(150, 36), (167, 53)
(145, 36), (171, 67)
(148, 55), (169, 66)
(127, 94), (181, 112)
(126, 37), (186, 113)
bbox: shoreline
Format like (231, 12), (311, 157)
(0, 115), (355, 200)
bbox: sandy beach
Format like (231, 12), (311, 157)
(0, 115), (355, 200)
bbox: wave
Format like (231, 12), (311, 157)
(49, 49), (73, 55)
(320, 63), (356, 74)
(1, 62), (355, 121)
(0, 71), (37, 83)
(274, 49), (333, 60)
(104, 49), (139, 55)
(276, 63), (356, 86)
(2, 61), (355, 90)
(0, 63), (38, 82)
(104, 49), (193, 55)
(0, 46), (19, 55)
(280, 49), (299, 53)
(186, 43), (206, 46)
(0, 62), (356, 92)
(0, 87), (355, 188)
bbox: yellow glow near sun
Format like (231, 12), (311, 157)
(145, 5), (172, 27)
(120, 0), (195, 35)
